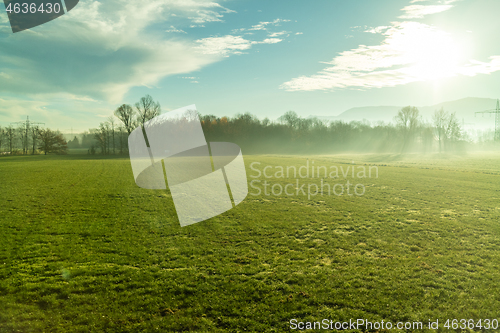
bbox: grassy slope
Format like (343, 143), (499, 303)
(0, 153), (500, 332)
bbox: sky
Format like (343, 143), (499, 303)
(1, 0), (500, 132)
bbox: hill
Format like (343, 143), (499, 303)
(312, 97), (498, 130)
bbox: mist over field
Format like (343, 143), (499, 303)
(2, 0), (500, 331)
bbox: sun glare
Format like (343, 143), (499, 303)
(388, 22), (466, 81)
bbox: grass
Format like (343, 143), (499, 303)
(1, 152), (500, 332)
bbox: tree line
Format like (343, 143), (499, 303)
(197, 106), (467, 154)
(0, 125), (67, 155)
(0, 94), (474, 156)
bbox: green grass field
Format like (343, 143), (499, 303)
(1, 152), (500, 332)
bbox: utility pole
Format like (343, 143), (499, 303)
(11, 116), (45, 154)
(475, 99), (500, 141)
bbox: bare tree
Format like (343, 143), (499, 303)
(17, 126), (28, 155)
(6, 126), (16, 154)
(395, 106), (420, 151)
(433, 108), (447, 153)
(135, 94), (161, 128)
(445, 112), (462, 147)
(108, 116), (116, 154)
(278, 111), (300, 128)
(94, 122), (109, 154)
(117, 125), (126, 154)
(114, 104), (136, 134)
(31, 125), (40, 154)
(0, 126), (3, 152)
(433, 109), (462, 152)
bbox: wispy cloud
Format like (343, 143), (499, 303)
(0, 0), (236, 103)
(399, 5), (453, 19)
(0, 1), (292, 104)
(458, 57), (500, 76)
(195, 35), (284, 57)
(180, 76), (199, 83)
(400, 0), (459, 18)
(281, 19), (500, 92)
(166, 25), (187, 33)
(185, 1), (235, 24)
(195, 35), (254, 56)
(249, 18), (290, 31)
(258, 38), (282, 44)
(195, 18), (291, 57)
(268, 31), (288, 38)
(409, 0), (457, 3)
(365, 26), (390, 34)
(0, 94), (110, 129)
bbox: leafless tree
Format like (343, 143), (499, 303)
(17, 126), (28, 154)
(94, 122), (109, 154)
(5, 126), (16, 154)
(0, 126), (3, 152)
(433, 108), (447, 153)
(433, 108), (462, 152)
(135, 94), (161, 128)
(30, 125), (40, 154)
(108, 116), (116, 154)
(114, 104), (136, 134)
(445, 112), (462, 147)
(118, 125), (126, 154)
(395, 106), (420, 151)
(278, 111), (300, 128)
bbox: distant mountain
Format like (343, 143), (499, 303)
(311, 97), (498, 130)
(313, 106), (401, 123)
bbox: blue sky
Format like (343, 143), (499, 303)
(1, 0), (500, 132)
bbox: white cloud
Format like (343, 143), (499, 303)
(0, 1), (292, 106)
(0, 99), (48, 123)
(268, 31), (288, 37)
(185, 1), (235, 24)
(458, 57), (500, 76)
(249, 18), (291, 31)
(400, 0), (459, 18)
(166, 25), (187, 33)
(0, 94), (111, 131)
(410, 0), (457, 3)
(256, 38), (283, 44)
(179, 76), (200, 83)
(195, 17), (292, 56)
(0, 0), (236, 103)
(68, 95), (98, 102)
(0, 10), (8, 24)
(365, 26), (390, 34)
(0, 72), (11, 79)
(195, 35), (254, 56)
(281, 20), (500, 92)
(399, 4), (453, 19)
(195, 34), (284, 57)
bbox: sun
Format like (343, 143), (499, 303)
(390, 22), (466, 81)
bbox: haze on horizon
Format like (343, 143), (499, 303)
(1, 0), (500, 132)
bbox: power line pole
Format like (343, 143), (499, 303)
(475, 99), (500, 141)
(11, 116), (45, 154)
